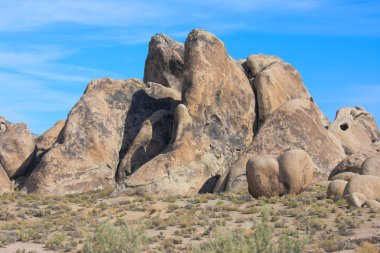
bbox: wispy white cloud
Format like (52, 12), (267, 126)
(0, 0), (378, 36)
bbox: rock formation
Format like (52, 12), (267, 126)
(122, 30), (256, 196)
(344, 175), (380, 207)
(0, 29), (378, 200)
(0, 116), (36, 178)
(329, 141), (380, 178)
(328, 107), (379, 155)
(226, 99), (345, 193)
(246, 149), (313, 198)
(26, 78), (177, 195)
(144, 34), (184, 93)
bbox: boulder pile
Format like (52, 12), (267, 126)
(0, 30), (379, 206)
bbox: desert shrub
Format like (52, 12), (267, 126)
(318, 235), (345, 252)
(193, 208), (306, 253)
(46, 233), (66, 250)
(83, 221), (147, 253)
(0, 207), (15, 221)
(356, 242), (379, 253)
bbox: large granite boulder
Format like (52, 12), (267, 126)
(143, 34), (184, 93)
(361, 157), (380, 177)
(123, 30), (256, 196)
(26, 78), (177, 195)
(246, 149), (313, 198)
(327, 180), (347, 200)
(344, 175), (380, 207)
(0, 116), (36, 178)
(329, 141), (380, 179)
(0, 164), (13, 194)
(246, 155), (284, 198)
(241, 54), (329, 128)
(328, 107), (379, 155)
(226, 99), (346, 193)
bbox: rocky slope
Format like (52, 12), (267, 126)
(0, 29), (379, 208)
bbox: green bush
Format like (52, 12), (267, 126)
(193, 208), (306, 253)
(83, 222), (147, 253)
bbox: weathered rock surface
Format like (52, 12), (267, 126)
(36, 120), (66, 151)
(123, 30), (256, 196)
(31, 120), (66, 170)
(0, 116), (36, 178)
(246, 155), (284, 198)
(328, 107), (379, 155)
(144, 34), (184, 93)
(0, 164), (13, 194)
(344, 175), (380, 207)
(329, 141), (380, 179)
(241, 54), (330, 128)
(26, 78), (176, 195)
(117, 110), (173, 180)
(361, 157), (380, 177)
(246, 149), (313, 198)
(330, 172), (356, 181)
(278, 149), (313, 195)
(327, 180), (347, 200)
(226, 99), (346, 193)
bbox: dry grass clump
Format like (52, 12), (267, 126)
(83, 221), (147, 253)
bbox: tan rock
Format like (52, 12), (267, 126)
(327, 180), (347, 200)
(329, 141), (380, 179)
(117, 110), (173, 180)
(26, 78), (177, 195)
(31, 120), (66, 170)
(329, 172), (356, 181)
(243, 54), (329, 128)
(344, 175), (380, 207)
(361, 157), (380, 177)
(0, 164), (13, 194)
(0, 116), (36, 178)
(246, 149), (313, 198)
(36, 120), (65, 151)
(246, 155), (284, 198)
(226, 99), (345, 193)
(346, 192), (367, 207)
(278, 149), (313, 194)
(245, 54), (283, 78)
(123, 30), (256, 196)
(328, 107), (379, 155)
(144, 34), (184, 93)
(365, 199), (380, 208)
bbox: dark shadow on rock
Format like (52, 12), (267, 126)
(199, 175), (221, 194)
(117, 90), (179, 181)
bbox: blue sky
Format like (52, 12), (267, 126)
(0, 0), (379, 134)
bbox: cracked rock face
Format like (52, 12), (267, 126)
(0, 116), (36, 178)
(26, 79), (178, 195)
(123, 30), (256, 196)
(226, 99), (346, 193)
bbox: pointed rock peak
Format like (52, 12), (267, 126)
(144, 34), (184, 92)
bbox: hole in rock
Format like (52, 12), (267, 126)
(340, 123), (349, 131)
